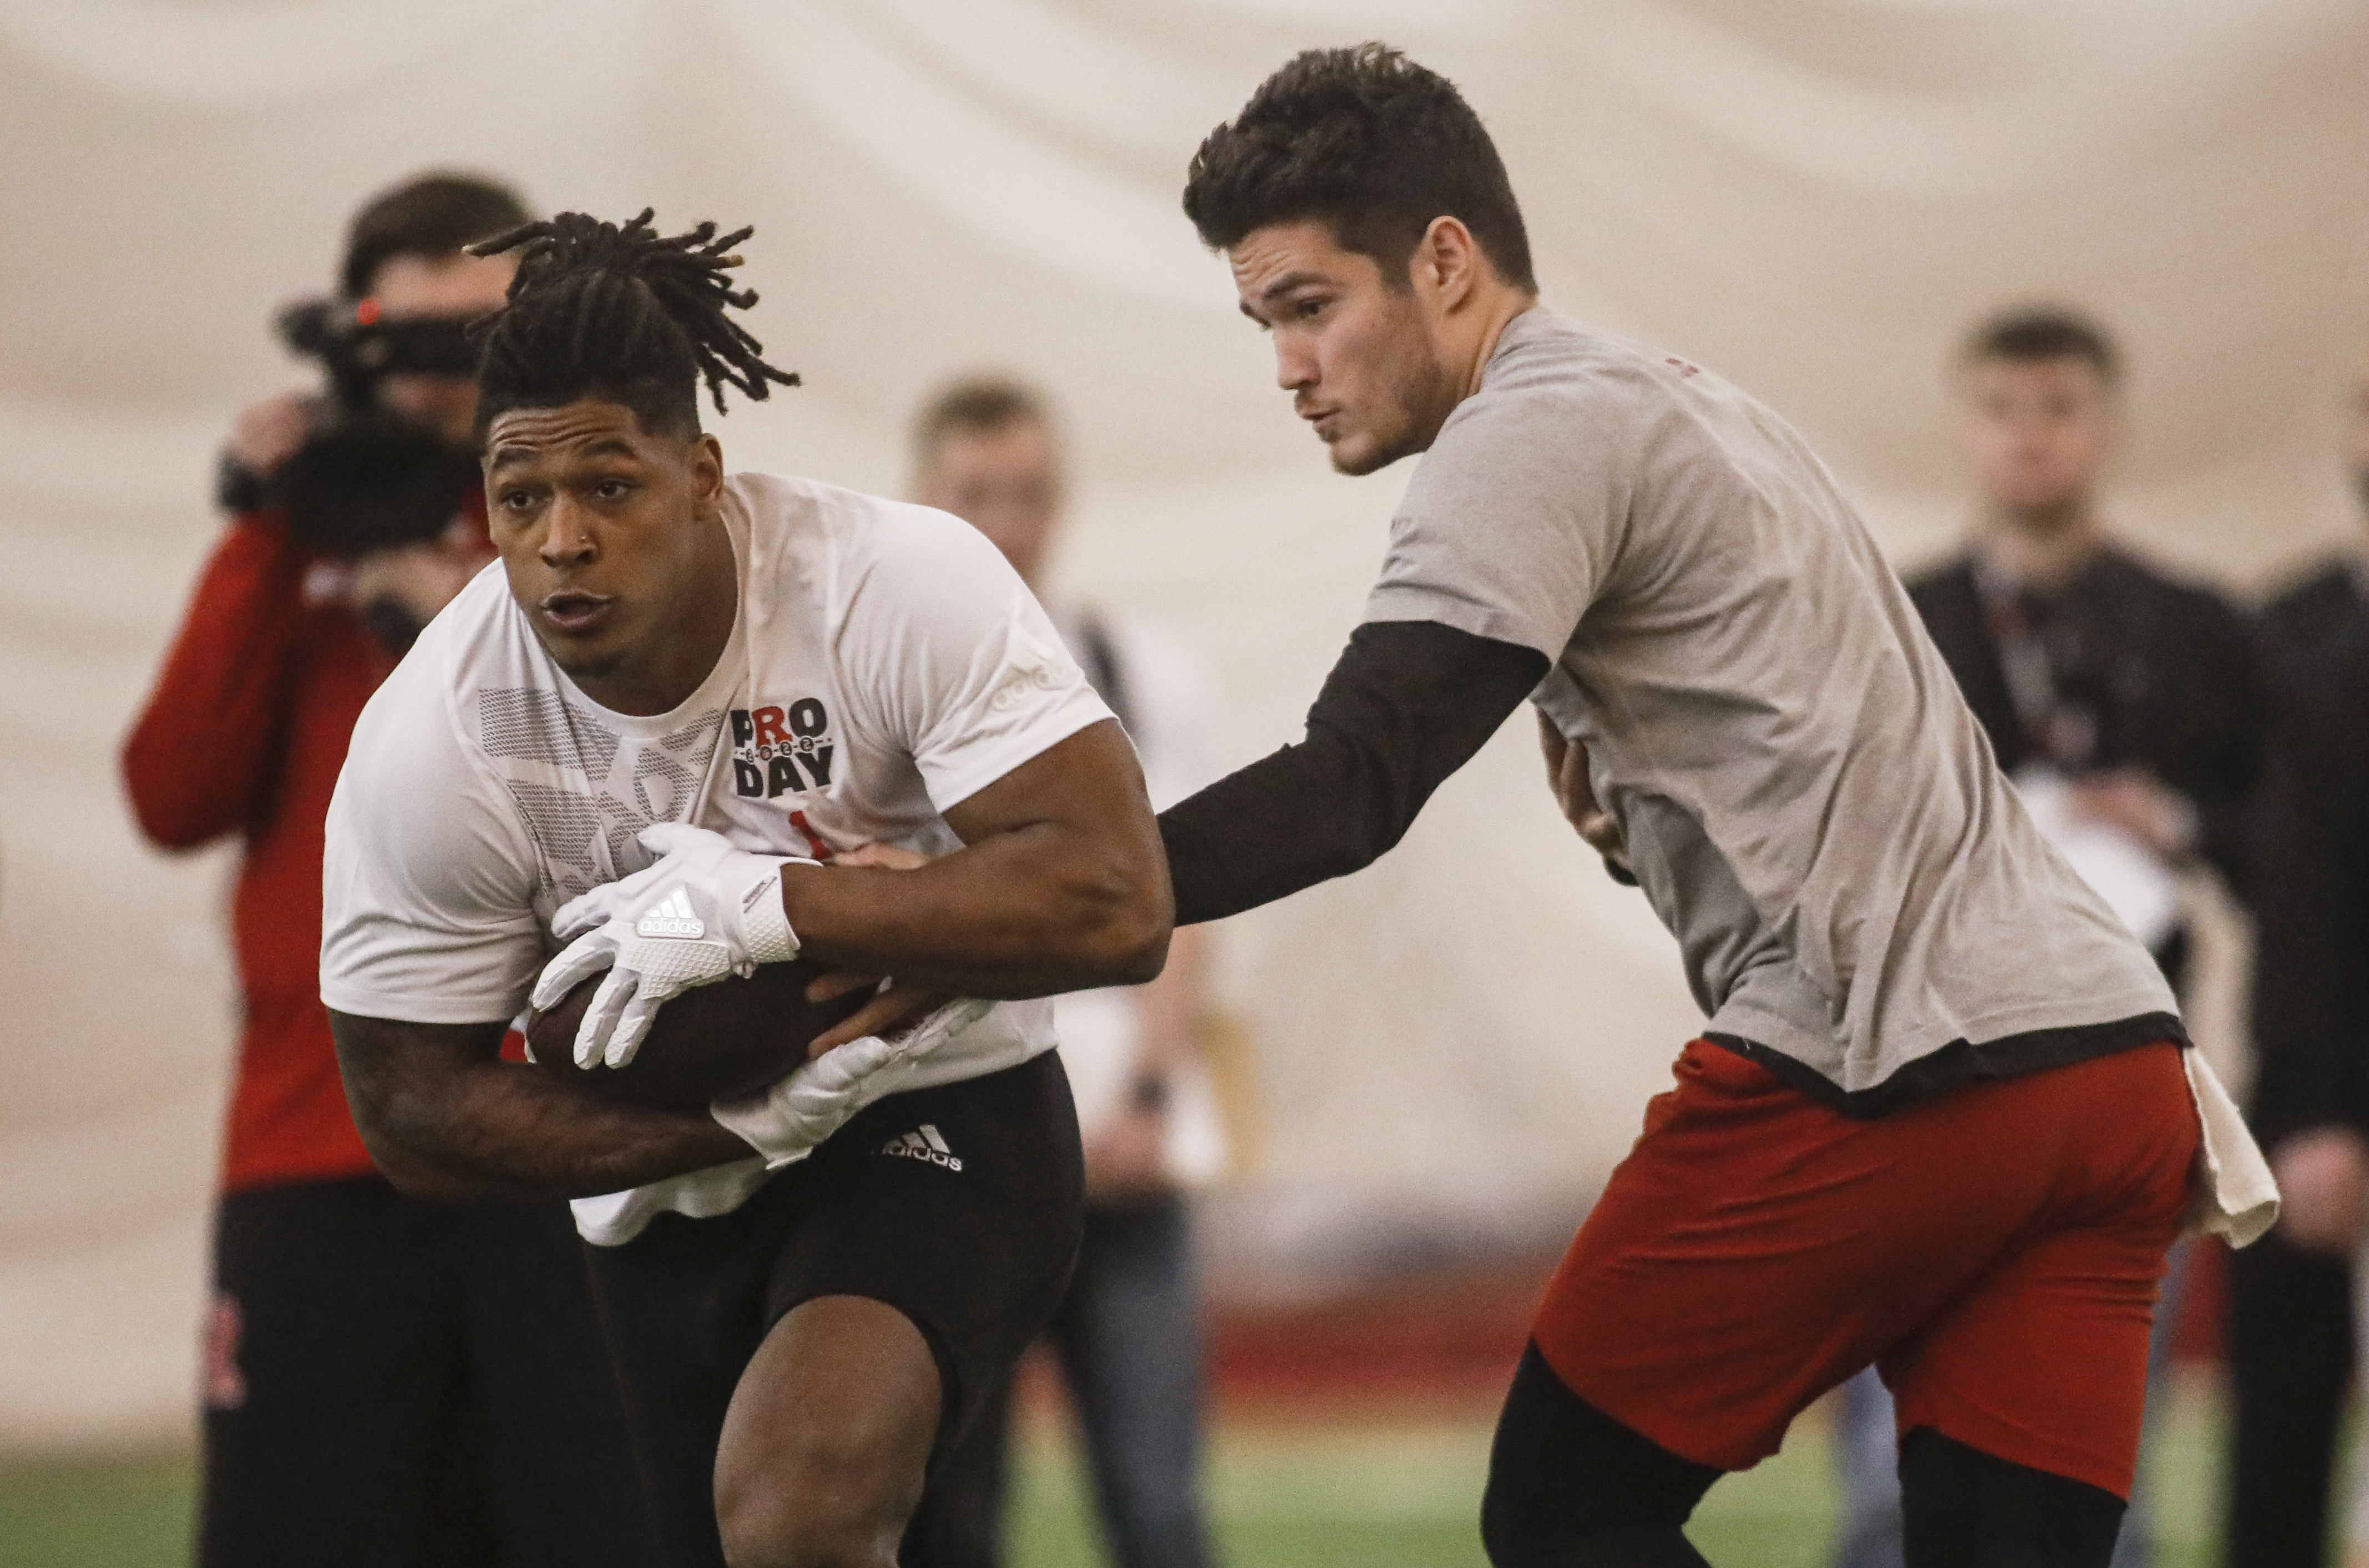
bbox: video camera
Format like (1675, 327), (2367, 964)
(277, 296), (479, 404)
(217, 296), (483, 559)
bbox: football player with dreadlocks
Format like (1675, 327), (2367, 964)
(321, 210), (1171, 1568)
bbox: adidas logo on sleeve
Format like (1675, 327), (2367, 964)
(635, 888), (706, 940)
(879, 1124), (963, 1171)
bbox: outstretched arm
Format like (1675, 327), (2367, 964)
(330, 1010), (753, 1202)
(780, 718), (1172, 996)
(1156, 620), (1550, 926)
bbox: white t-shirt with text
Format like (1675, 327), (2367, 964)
(320, 472), (1113, 1242)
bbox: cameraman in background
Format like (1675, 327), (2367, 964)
(123, 173), (650, 1568)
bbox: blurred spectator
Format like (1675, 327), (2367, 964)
(2223, 349), (2369, 1568)
(903, 377), (1228, 1568)
(1909, 307), (2263, 967)
(1830, 306), (2266, 1568)
(2256, 362), (2369, 684)
(122, 173), (650, 1568)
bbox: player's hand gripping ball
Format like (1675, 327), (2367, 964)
(525, 959), (875, 1110)
(532, 823), (814, 1070)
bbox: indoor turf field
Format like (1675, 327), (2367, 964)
(0, 1377), (2238, 1568)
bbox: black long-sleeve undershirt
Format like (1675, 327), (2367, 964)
(1157, 620), (1552, 927)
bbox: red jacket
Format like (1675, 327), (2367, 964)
(124, 512), (401, 1193)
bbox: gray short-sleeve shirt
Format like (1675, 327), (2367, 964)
(1368, 308), (2178, 1108)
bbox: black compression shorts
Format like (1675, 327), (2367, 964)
(582, 1050), (1084, 1568)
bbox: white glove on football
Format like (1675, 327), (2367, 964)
(532, 823), (814, 1070)
(710, 998), (991, 1166)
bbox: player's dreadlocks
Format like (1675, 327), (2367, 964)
(467, 209), (799, 440)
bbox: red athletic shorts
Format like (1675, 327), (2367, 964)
(1532, 1038), (2198, 1498)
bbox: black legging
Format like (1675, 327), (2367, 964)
(1479, 1343), (2126, 1568)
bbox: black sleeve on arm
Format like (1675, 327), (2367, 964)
(1157, 620), (1551, 927)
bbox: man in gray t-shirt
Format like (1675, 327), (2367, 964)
(1152, 45), (2271, 1568)
(1386, 306), (2176, 1104)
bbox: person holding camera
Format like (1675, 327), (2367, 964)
(122, 173), (650, 1568)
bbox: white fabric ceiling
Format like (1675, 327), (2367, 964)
(2, 0), (2365, 1449)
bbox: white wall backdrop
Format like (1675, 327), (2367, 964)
(2, 0), (2366, 1450)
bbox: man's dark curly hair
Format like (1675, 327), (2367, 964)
(1961, 305), (2122, 388)
(1183, 43), (1535, 293)
(467, 208), (800, 441)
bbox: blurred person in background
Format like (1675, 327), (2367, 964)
(1828, 307), (2267, 1568)
(2256, 360), (2369, 678)
(2224, 348), (2369, 1568)
(902, 377), (1227, 1568)
(121, 172), (649, 1568)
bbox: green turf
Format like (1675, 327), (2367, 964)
(1010, 1377), (2231, 1566)
(0, 1379), (2247, 1566)
(1005, 1411), (1840, 1564)
(0, 1455), (195, 1568)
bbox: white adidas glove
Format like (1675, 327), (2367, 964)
(711, 998), (991, 1166)
(533, 823), (813, 1069)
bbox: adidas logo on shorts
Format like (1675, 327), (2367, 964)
(880, 1123), (963, 1172)
(635, 888), (705, 939)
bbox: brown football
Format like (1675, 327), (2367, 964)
(525, 959), (873, 1112)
